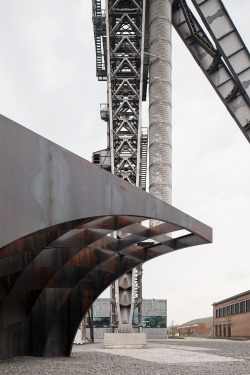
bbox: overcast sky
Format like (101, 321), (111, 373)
(0, 0), (249, 325)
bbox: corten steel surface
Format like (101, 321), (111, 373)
(0, 115), (212, 359)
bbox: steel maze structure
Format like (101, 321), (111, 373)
(0, 115), (212, 359)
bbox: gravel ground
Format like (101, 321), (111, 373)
(0, 338), (250, 375)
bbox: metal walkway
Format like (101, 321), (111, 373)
(172, 0), (250, 141)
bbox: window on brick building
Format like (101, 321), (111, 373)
(219, 308), (223, 317)
(227, 305), (231, 315)
(240, 301), (246, 313)
(235, 303), (240, 314)
(223, 324), (226, 337)
(215, 325), (218, 336)
(231, 304), (235, 315)
(216, 309), (219, 318)
(247, 300), (250, 312)
(223, 307), (227, 316)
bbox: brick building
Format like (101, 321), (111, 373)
(213, 290), (250, 339)
(176, 317), (213, 337)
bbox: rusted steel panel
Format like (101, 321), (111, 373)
(0, 115), (212, 248)
(0, 115), (212, 359)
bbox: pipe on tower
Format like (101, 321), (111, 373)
(149, 0), (173, 209)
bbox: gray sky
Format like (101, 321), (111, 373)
(0, 0), (249, 325)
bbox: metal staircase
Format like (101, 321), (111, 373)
(92, 0), (107, 81)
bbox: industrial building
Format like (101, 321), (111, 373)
(213, 291), (250, 339)
(74, 298), (167, 342)
(176, 317), (213, 337)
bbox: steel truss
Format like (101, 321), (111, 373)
(106, 0), (147, 333)
(92, 0), (250, 335)
(106, 0), (146, 187)
(93, 0), (148, 333)
(93, 0), (148, 187)
(172, 0), (250, 142)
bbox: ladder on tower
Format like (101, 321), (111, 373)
(140, 128), (148, 191)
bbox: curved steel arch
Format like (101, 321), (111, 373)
(0, 115), (212, 359)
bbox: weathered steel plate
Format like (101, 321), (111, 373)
(0, 115), (212, 359)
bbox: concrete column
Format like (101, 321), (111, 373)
(149, 0), (173, 210)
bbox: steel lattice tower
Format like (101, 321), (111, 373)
(107, 0), (145, 186)
(106, 0), (147, 333)
(92, 0), (250, 334)
(93, 0), (149, 333)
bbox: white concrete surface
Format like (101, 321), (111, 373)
(104, 333), (147, 349)
(92, 346), (241, 364)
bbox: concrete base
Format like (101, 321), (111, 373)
(104, 333), (147, 349)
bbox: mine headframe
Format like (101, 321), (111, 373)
(92, 0), (149, 191)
